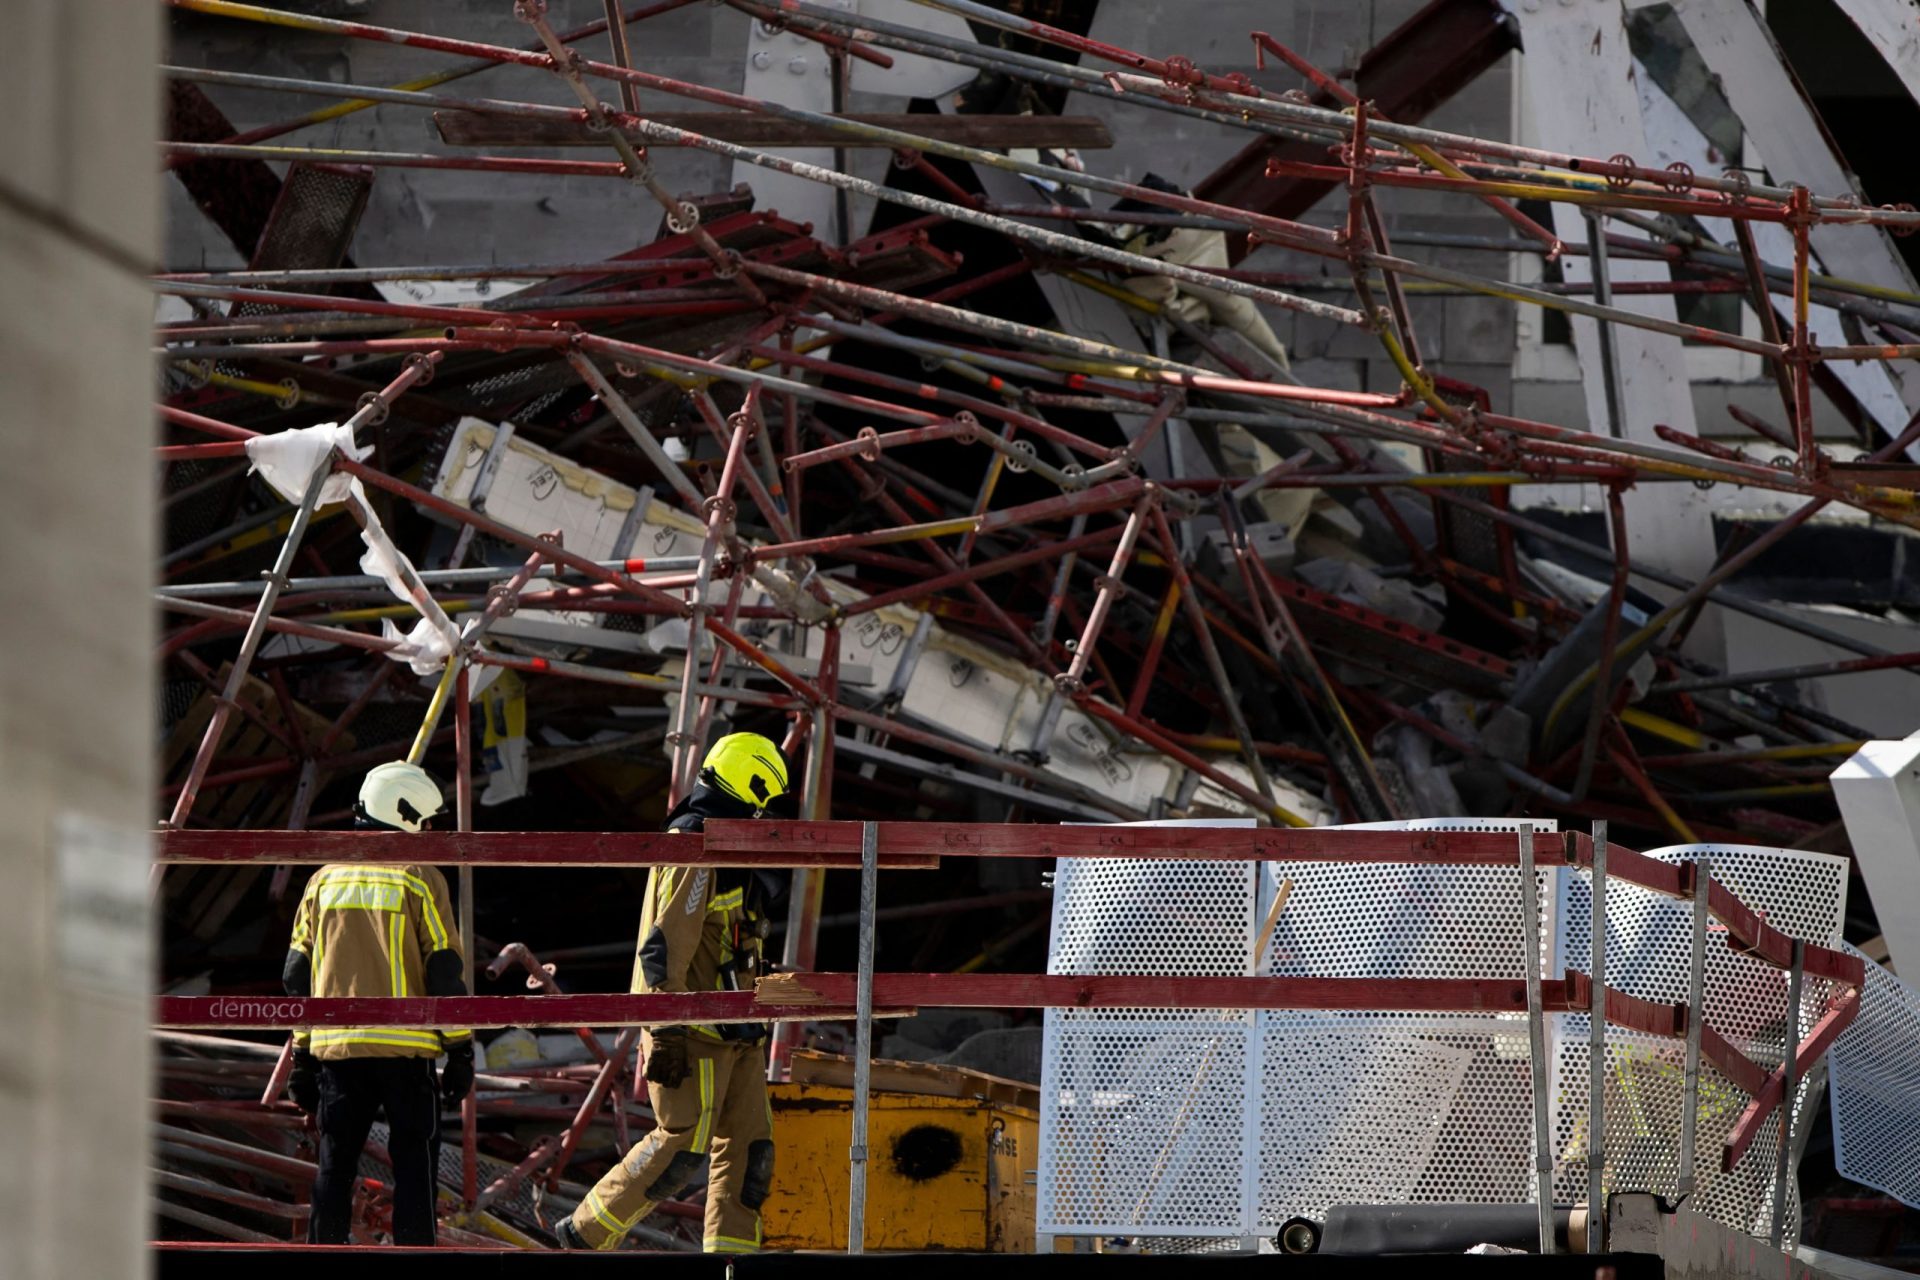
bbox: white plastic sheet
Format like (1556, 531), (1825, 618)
(245, 422), (459, 675)
(243, 421), (368, 507)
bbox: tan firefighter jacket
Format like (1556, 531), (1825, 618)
(631, 834), (770, 1043)
(289, 863), (473, 1061)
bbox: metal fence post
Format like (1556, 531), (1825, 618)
(1588, 820), (1607, 1250)
(1518, 821), (1555, 1254)
(1769, 938), (1804, 1248)
(847, 819), (880, 1253)
(1677, 858), (1710, 1202)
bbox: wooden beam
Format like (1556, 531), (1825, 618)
(761, 971), (1566, 1014)
(703, 817), (1534, 864)
(434, 111), (1115, 150)
(1721, 988), (1863, 1171)
(789, 1048), (1041, 1111)
(153, 827), (937, 869)
(154, 991), (866, 1029)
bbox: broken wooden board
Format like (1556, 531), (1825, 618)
(789, 1047), (1039, 1113)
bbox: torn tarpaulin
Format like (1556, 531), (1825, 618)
(243, 421), (367, 507)
(245, 422), (460, 675)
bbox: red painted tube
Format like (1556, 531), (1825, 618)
(158, 441), (252, 461)
(783, 419), (977, 472)
(159, 280), (514, 326)
(836, 525), (1126, 619)
(159, 405), (260, 442)
(179, 0), (711, 160)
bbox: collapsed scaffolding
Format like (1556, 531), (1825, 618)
(151, 0), (1920, 1253)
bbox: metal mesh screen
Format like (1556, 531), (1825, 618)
(1040, 851), (1255, 1237)
(1431, 452), (1505, 575)
(246, 163), (372, 276)
(1040, 820), (1557, 1244)
(1830, 944), (1920, 1210)
(1549, 843), (1847, 1245)
(1256, 819), (1556, 1228)
(1038, 825), (1847, 1248)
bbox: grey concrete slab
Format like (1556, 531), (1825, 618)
(0, 17), (159, 1280)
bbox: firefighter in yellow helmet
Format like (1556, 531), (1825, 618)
(557, 732), (790, 1253)
(282, 761), (474, 1245)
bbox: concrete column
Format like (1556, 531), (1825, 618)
(0, 1), (161, 1276)
(1504, 0), (1726, 663)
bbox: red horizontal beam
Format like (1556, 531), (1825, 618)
(774, 971), (1561, 1013)
(1564, 835), (1863, 988)
(153, 828), (937, 869)
(156, 979), (1568, 1028)
(1560, 971), (1687, 1038)
(701, 818), (1534, 864)
(154, 992), (849, 1030)
(158, 971), (1758, 1031)
(1721, 988), (1863, 1171)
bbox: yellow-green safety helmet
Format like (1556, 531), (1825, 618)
(357, 760), (446, 832)
(701, 732), (789, 809)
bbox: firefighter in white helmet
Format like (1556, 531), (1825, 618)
(557, 732), (790, 1253)
(283, 761), (474, 1245)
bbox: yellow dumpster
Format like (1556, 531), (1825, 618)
(762, 1078), (1038, 1252)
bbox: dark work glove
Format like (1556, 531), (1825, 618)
(288, 1048), (320, 1114)
(644, 1028), (690, 1088)
(440, 1042), (475, 1108)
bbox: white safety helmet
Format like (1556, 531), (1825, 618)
(356, 761), (447, 833)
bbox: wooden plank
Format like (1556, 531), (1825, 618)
(789, 1048), (1039, 1112)
(154, 992), (877, 1030)
(760, 971), (1565, 1014)
(1708, 878), (1863, 986)
(1569, 838), (1862, 987)
(1700, 1024), (1770, 1097)
(434, 111), (1115, 150)
(1561, 970), (1688, 1037)
(153, 828), (936, 869)
(1253, 876), (1295, 963)
(704, 818), (1532, 864)
(1721, 988), (1863, 1171)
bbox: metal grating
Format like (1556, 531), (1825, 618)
(244, 164), (373, 276)
(1040, 819), (1556, 1244)
(1039, 825), (1847, 1247)
(1547, 843), (1846, 1246)
(1257, 1027), (1480, 1217)
(1829, 944), (1920, 1210)
(1043, 1015), (1253, 1234)
(1430, 449), (1506, 576)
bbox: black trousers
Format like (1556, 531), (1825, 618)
(309, 1057), (441, 1246)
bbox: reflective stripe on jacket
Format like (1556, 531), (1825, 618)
(289, 863), (472, 1060)
(631, 827), (768, 1042)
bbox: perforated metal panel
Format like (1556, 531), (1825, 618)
(1549, 844), (1848, 1245)
(1039, 825), (1849, 1248)
(1830, 944), (1920, 1210)
(1256, 819), (1557, 1228)
(1040, 837), (1256, 1238)
(1044, 1016), (1253, 1234)
(1040, 819), (1558, 1245)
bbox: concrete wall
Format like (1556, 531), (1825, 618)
(1073, 0), (1520, 412)
(166, 0), (752, 269)
(0, 1), (160, 1276)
